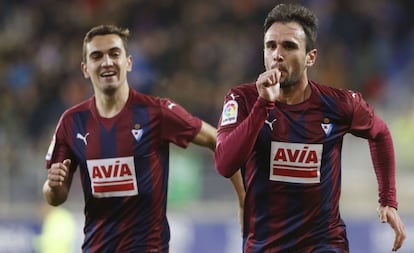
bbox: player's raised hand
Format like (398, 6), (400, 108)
(256, 68), (281, 102)
(48, 159), (71, 188)
(377, 205), (406, 251)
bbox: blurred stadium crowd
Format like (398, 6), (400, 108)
(0, 0), (413, 216)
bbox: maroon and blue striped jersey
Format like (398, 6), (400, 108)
(46, 88), (202, 253)
(215, 81), (397, 252)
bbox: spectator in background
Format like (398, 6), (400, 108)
(34, 205), (76, 253)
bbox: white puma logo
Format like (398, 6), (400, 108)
(264, 119), (277, 131)
(76, 132), (90, 145)
(229, 93), (239, 100)
(167, 101), (176, 109)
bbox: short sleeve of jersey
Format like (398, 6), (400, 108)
(159, 98), (202, 148)
(45, 112), (78, 171)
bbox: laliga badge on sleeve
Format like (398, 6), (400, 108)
(221, 100), (238, 126)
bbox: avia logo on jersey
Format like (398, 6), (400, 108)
(269, 142), (323, 184)
(86, 156), (138, 198)
(221, 99), (238, 126)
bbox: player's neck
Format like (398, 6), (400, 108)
(95, 85), (129, 118)
(278, 80), (310, 105)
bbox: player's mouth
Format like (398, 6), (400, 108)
(271, 63), (287, 72)
(100, 71), (117, 80)
(100, 71), (117, 77)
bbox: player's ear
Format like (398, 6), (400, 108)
(126, 55), (133, 72)
(305, 48), (317, 67)
(81, 62), (90, 79)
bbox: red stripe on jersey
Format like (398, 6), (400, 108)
(93, 179), (133, 184)
(93, 182), (135, 192)
(272, 167), (319, 178)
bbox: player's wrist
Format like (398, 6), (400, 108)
(257, 97), (275, 109)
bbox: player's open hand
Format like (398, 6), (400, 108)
(48, 159), (71, 188)
(377, 205), (406, 251)
(256, 68), (281, 102)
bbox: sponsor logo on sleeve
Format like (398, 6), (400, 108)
(86, 156), (138, 198)
(221, 100), (238, 126)
(269, 142), (323, 184)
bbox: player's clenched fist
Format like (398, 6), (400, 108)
(48, 159), (71, 188)
(256, 68), (281, 102)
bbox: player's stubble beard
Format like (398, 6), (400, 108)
(279, 73), (300, 89)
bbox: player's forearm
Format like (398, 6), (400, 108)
(215, 97), (274, 177)
(42, 180), (69, 206)
(368, 116), (398, 209)
(230, 170), (245, 208)
(192, 121), (217, 151)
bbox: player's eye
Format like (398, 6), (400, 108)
(283, 41), (298, 50)
(108, 48), (122, 58)
(90, 52), (103, 60)
(265, 41), (277, 50)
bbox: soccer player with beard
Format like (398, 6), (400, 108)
(43, 25), (245, 252)
(214, 3), (406, 253)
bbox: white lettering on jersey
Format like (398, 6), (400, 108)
(270, 142), (323, 184)
(86, 156), (138, 198)
(221, 100), (238, 126)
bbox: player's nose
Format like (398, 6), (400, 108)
(102, 54), (114, 66)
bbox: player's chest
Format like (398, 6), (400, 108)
(257, 108), (346, 144)
(70, 116), (159, 160)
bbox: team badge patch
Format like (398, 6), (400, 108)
(131, 123), (144, 142)
(321, 117), (333, 136)
(221, 100), (238, 126)
(87, 156), (138, 198)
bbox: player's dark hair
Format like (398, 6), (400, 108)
(264, 3), (318, 52)
(82, 24), (130, 62)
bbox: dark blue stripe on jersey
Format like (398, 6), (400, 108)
(99, 123), (117, 157)
(72, 111), (90, 159)
(284, 112), (307, 249)
(250, 109), (275, 248)
(286, 111), (306, 142)
(97, 121), (121, 249)
(130, 105), (153, 245)
(318, 94), (340, 243)
(72, 111), (93, 194)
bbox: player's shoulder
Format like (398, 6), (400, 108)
(226, 82), (258, 101)
(128, 88), (185, 116)
(310, 80), (360, 101)
(229, 82), (257, 94)
(128, 88), (173, 108)
(61, 97), (93, 119)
